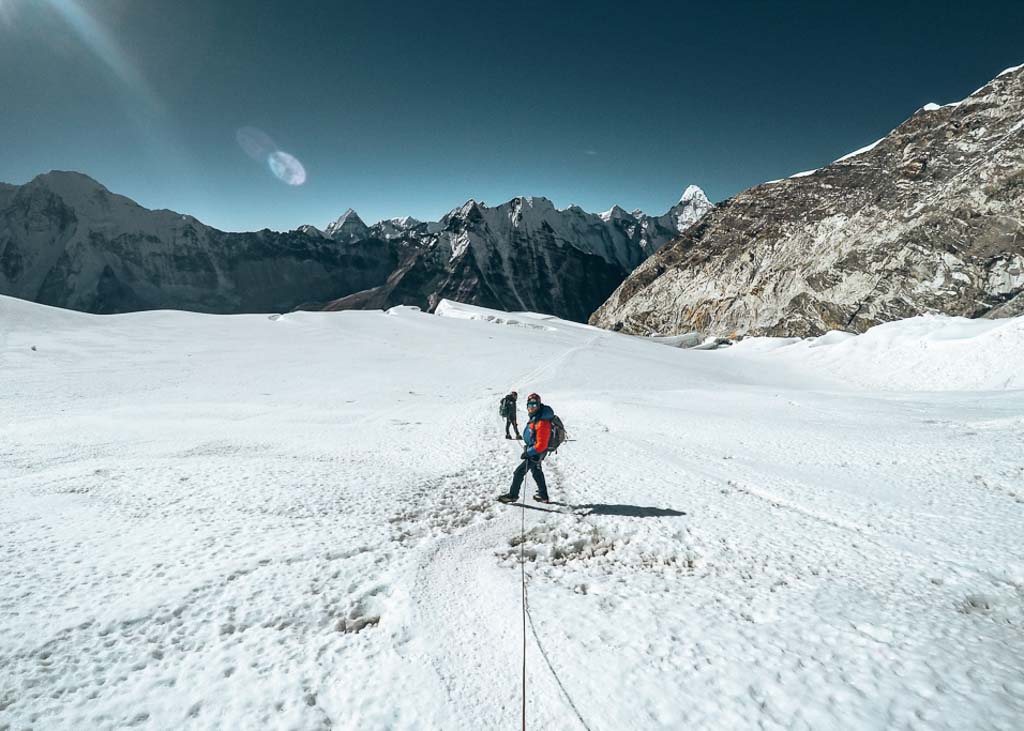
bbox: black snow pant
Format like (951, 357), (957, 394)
(505, 416), (520, 439)
(509, 457), (548, 501)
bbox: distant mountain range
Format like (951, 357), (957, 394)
(5, 63), (1021, 336)
(314, 187), (712, 320)
(591, 63), (1024, 337)
(0, 172), (711, 322)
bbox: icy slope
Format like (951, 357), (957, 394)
(1, 295), (1022, 730)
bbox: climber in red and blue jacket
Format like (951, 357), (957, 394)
(498, 393), (552, 504)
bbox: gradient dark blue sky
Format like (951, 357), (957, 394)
(2, 0), (1022, 231)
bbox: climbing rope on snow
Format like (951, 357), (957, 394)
(524, 597), (593, 731)
(520, 501), (527, 731)
(517, 460), (593, 731)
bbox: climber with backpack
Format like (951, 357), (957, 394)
(498, 393), (565, 505)
(499, 391), (521, 440)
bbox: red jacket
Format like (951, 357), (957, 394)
(524, 405), (554, 457)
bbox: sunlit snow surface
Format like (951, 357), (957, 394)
(1, 296), (1022, 730)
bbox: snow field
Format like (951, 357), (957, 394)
(1, 296), (1023, 730)
(727, 314), (1024, 391)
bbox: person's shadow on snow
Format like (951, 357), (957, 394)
(566, 503), (686, 517)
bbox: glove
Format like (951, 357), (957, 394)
(520, 450), (528, 460)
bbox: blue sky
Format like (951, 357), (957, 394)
(1, 0), (1022, 231)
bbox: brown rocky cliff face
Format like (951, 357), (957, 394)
(590, 65), (1024, 337)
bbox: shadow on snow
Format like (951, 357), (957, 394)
(568, 503), (686, 518)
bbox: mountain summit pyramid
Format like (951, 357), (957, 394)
(325, 208), (370, 242)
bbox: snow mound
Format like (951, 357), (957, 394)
(728, 314), (1024, 391)
(647, 332), (703, 348)
(0, 291), (93, 330)
(385, 305), (422, 315)
(434, 300), (559, 331)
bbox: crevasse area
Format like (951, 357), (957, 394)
(2, 295), (1022, 730)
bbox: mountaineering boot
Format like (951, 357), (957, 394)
(533, 493), (550, 504)
(497, 493), (516, 504)
(505, 435), (513, 439)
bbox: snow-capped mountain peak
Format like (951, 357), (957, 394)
(297, 224), (326, 238)
(599, 204), (630, 222)
(30, 170), (109, 195)
(668, 185), (713, 231)
(512, 195), (555, 209)
(330, 208), (363, 226)
(325, 208), (370, 242)
(679, 184), (710, 206)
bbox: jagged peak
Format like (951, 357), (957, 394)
(509, 195), (555, 209)
(324, 207), (370, 240)
(678, 185), (709, 205)
(599, 204), (630, 222)
(331, 207), (365, 226)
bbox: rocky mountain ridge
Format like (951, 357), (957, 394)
(313, 189), (713, 320)
(591, 63), (1024, 337)
(0, 172), (397, 315)
(0, 172), (711, 321)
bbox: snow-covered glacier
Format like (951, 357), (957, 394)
(2, 295), (1022, 729)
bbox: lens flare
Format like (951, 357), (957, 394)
(267, 150), (307, 186)
(43, 0), (161, 113)
(0, 0), (17, 28)
(236, 126), (306, 185)
(235, 126), (275, 161)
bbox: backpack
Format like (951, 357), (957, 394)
(548, 415), (567, 453)
(499, 397), (510, 418)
